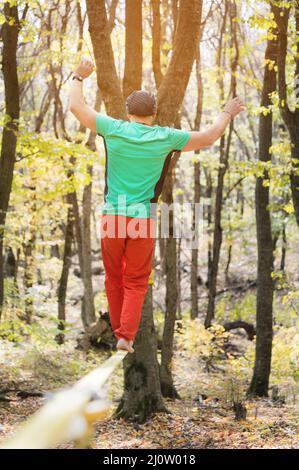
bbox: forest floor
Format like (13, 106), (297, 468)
(1, 223), (299, 448)
(0, 317), (298, 449)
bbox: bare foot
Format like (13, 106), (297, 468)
(116, 338), (134, 353)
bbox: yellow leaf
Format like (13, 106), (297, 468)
(283, 201), (294, 214)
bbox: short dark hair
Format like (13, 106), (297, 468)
(126, 90), (157, 117)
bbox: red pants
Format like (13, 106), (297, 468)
(100, 214), (156, 342)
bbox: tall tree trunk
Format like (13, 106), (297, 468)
(81, 170), (94, 325)
(191, 43), (203, 320)
(22, 178), (37, 324)
(280, 222), (287, 272)
(80, 94), (101, 328)
(123, 0), (142, 98)
(191, 160), (200, 318)
(0, 2), (21, 317)
(158, 0), (203, 398)
(158, 213), (166, 276)
(56, 110), (98, 342)
(56, 200), (74, 344)
(204, 135), (229, 328)
(177, 236), (182, 318)
(69, 166), (96, 328)
(247, 5), (277, 397)
(151, 0), (163, 88)
(205, 0), (237, 328)
(204, 168), (213, 281)
(204, 2), (228, 328)
(160, 170), (180, 398)
(274, 4), (299, 227)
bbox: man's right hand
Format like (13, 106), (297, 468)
(224, 96), (246, 118)
(181, 96), (246, 152)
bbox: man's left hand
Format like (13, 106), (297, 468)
(74, 56), (95, 79)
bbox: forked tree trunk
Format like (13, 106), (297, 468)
(156, 0), (202, 126)
(86, 0), (127, 119)
(86, 0), (163, 421)
(87, 0), (203, 417)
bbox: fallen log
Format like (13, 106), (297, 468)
(223, 320), (256, 340)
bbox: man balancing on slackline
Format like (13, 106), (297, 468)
(69, 57), (245, 354)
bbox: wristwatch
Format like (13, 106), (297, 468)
(223, 110), (233, 119)
(72, 75), (83, 82)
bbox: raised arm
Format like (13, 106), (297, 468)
(69, 57), (97, 132)
(182, 96), (245, 152)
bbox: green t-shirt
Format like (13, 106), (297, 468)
(96, 113), (191, 219)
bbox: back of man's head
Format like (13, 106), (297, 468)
(126, 90), (157, 117)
